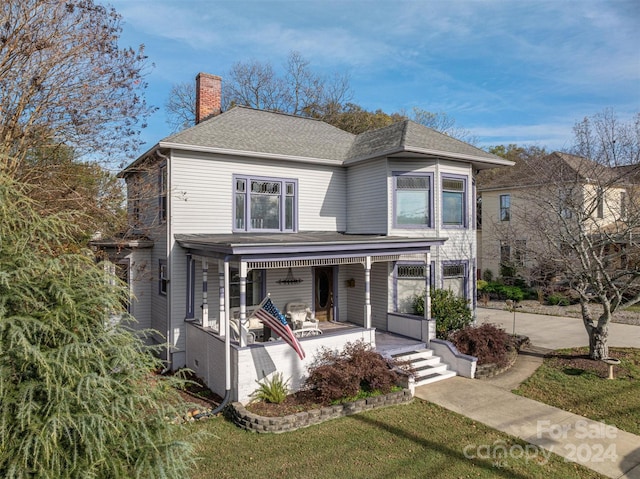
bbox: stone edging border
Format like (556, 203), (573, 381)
(226, 388), (413, 433)
(475, 335), (530, 379)
(475, 348), (518, 378)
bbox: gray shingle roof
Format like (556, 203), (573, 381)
(124, 106), (509, 174)
(476, 152), (620, 190)
(161, 106), (355, 161)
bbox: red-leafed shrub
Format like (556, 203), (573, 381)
(451, 323), (514, 367)
(304, 341), (398, 404)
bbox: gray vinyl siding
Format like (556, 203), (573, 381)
(169, 151), (346, 234)
(370, 262), (389, 330)
(345, 264), (364, 325)
(346, 158), (388, 234)
(128, 249), (152, 330)
(264, 268), (314, 312)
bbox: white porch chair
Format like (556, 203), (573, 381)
(285, 301), (322, 337)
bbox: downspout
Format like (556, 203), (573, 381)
(156, 149), (173, 373)
(195, 255), (232, 417)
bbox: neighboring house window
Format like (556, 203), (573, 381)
(500, 194), (511, 221)
(559, 189), (572, 219)
(159, 165), (167, 223)
(500, 241), (511, 265)
(395, 263), (427, 313)
(596, 187), (604, 219)
(620, 191), (628, 220)
(442, 262), (467, 298)
(159, 260), (168, 296)
(234, 176), (297, 232)
(393, 173), (432, 228)
(513, 240), (526, 267)
(229, 268), (264, 308)
(442, 176), (466, 227)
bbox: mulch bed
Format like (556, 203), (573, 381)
(244, 389), (327, 417)
(544, 347), (637, 379)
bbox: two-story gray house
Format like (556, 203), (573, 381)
(95, 73), (512, 404)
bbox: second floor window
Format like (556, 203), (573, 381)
(234, 176), (297, 232)
(394, 173), (432, 228)
(442, 176), (466, 227)
(159, 165), (167, 223)
(500, 194), (511, 221)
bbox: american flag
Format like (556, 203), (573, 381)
(252, 297), (306, 360)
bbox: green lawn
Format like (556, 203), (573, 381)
(187, 400), (603, 479)
(515, 347), (640, 436)
(625, 304), (640, 313)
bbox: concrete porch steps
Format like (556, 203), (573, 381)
(392, 348), (456, 386)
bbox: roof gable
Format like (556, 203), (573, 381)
(346, 120), (504, 164)
(160, 106), (355, 161)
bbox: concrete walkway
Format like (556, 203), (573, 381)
(414, 308), (640, 479)
(476, 307), (640, 349)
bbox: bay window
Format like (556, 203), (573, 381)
(394, 173), (432, 228)
(442, 176), (467, 227)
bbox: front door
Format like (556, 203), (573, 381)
(314, 267), (334, 321)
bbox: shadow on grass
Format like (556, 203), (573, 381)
(350, 411), (548, 479)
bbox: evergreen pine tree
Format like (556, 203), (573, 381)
(0, 173), (195, 478)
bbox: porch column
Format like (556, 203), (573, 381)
(224, 258), (230, 340)
(218, 260), (226, 336)
(425, 251), (436, 344)
(201, 259), (209, 328)
(239, 261), (248, 347)
(364, 256), (372, 329)
(424, 252), (431, 320)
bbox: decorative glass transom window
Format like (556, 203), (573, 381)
(394, 173), (432, 228)
(234, 176), (297, 232)
(442, 176), (466, 227)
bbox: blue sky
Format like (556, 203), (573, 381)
(110, 0), (640, 155)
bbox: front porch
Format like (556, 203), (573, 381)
(176, 232), (449, 403)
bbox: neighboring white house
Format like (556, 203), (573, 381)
(94, 73), (512, 403)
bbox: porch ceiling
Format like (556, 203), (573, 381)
(175, 231), (446, 265)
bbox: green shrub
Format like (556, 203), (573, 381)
(547, 294), (570, 306)
(483, 281), (525, 302)
(482, 269), (494, 282)
(451, 323), (514, 366)
(251, 372), (289, 404)
(305, 341), (398, 404)
(477, 279), (488, 291)
(414, 289), (473, 339)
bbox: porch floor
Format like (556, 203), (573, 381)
(374, 330), (426, 356)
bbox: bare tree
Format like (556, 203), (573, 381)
(411, 107), (478, 145)
(222, 58), (288, 112)
(0, 0), (154, 172)
(165, 82), (196, 133)
(573, 108), (640, 166)
(166, 51), (352, 127)
(493, 114), (640, 359)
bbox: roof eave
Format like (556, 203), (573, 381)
(344, 146), (514, 168)
(158, 141), (345, 167)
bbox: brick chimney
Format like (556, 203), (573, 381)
(195, 72), (221, 124)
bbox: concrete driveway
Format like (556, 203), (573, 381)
(477, 307), (640, 350)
